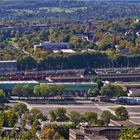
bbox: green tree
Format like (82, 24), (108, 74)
(57, 84), (64, 99)
(22, 84), (33, 99)
(52, 124), (74, 139)
(48, 108), (68, 122)
(10, 125), (17, 138)
(18, 56), (36, 70)
(13, 103), (28, 117)
(100, 84), (114, 98)
(54, 108), (68, 122)
(115, 106), (129, 121)
(0, 89), (7, 103)
(101, 84), (125, 98)
(39, 30), (49, 41)
(98, 40), (112, 50)
(21, 114), (27, 129)
(40, 84), (50, 99)
(49, 85), (58, 99)
(93, 77), (103, 89)
(0, 112), (4, 135)
(18, 124), (38, 140)
(4, 110), (17, 127)
(84, 112), (97, 125)
(30, 108), (44, 121)
(48, 110), (56, 122)
(12, 84), (24, 99)
(120, 128), (140, 140)
(34, 85), (41, 99)
(100, 110), (111, 125)
(69, 111), (82, 125)
(96, 119), (105, 126)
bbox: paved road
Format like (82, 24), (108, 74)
(13, 100), (140, 125)
(94, 103), (118, 115)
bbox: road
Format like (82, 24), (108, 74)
(12, 100), (140, 125)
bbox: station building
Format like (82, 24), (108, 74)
(0, 80), (39, 92)
(0, 81), (98, 96)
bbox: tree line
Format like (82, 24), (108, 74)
(17, 52), (140, 71)
(0, 82), (126, 102)
(12, 84), (65, 99)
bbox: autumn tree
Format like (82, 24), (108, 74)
(40, 127), (63, 140)
(4, 110), (17, 127)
